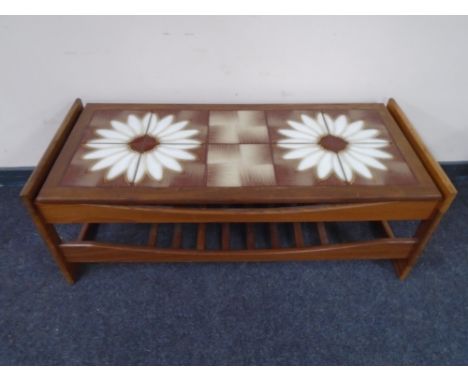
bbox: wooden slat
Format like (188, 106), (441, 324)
(61, 238), (416, 263)
(148, 224), (159, 246)
(77, 223), (98, 241)
(293, 223), (304, 248)
(197, 223), (206, 250)
(38, 200), (438, 224)
(246, 223), (255, 249)
(20, 99), (83, 201)
(380, 221), (395, 238)
(172, 224), (182, 249)
(317, 222), (329, 245)
(222, 223), (230, 250)
(269, 223), (280, 249)
(387, 98), (457, 213)
(19, 99), (83, 284)
(387, 99), (457, 279)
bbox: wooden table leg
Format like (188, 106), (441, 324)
(393, 210), (444, 280)
(22, 198), (78, 284)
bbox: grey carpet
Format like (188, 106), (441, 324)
(0, 180), (467, 365)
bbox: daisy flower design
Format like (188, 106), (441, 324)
(83, 113), (200, 183)
(278, 113), (392, 181)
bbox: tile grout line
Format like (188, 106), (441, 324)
(130, 112), (154, 185)
(320, 111), (351, 185)
(203, 112), (210, 188)
(264, 110), (279, 186)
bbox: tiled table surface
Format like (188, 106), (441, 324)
(56, 108), (418, 189)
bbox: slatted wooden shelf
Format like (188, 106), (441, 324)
(20, 99), (457, 283)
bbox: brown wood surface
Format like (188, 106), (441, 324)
(197, 223), (206, 250)
(387, 99), (457, 213)
(221, 223), (230, 250)
(148, 224), (159, 246)
(316, 222), (329, 245)
(172, 224), (182, 248)
(37, 102), (441, 205)
(61, 238), (416, 263)
(293, 223), (304, 248)
(20, 99), (83, 284)
(21, 99), (456, 283)
(380, 221), (395, 238)
(269, 223), (280, 248)
(387, 99), (457, 279)
(37, 200), (438, 224)
(246, 223), (255, 249)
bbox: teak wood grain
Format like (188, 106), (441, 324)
(37, 102), (441, 205)
(20, 99), (455, 283)
(386, 99), (457, 279)
(37, 200), (438, 224)
(61, 238), (416, 263)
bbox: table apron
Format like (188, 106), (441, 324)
(37, 200), (438, 223)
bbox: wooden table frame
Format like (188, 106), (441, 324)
(20, 99), (457, 284)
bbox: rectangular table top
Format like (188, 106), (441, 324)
(38, 103), (441, 204)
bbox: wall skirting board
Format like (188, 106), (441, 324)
(1, 163), (467, 187)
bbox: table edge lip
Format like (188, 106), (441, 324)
(33, 99), (447, 205)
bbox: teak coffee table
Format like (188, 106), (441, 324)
(21, 99), (457, 284)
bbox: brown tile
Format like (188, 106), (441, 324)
(266, 110), (326, 143)
(206, 144), (276, 187)
(320, 108), (393, 141)
(338, 144), (417, 186)
(60, 145), (134, 187)
(272, 144), (348, 186)
(208, 110), (269, 143)
(81, 109), (209, 145)
(133, 144), (206, 188)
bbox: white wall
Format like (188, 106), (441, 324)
(0, 16), (467, 167)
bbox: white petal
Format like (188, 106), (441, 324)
(146, 154), (163, 180)
(91, 151), (129, 171)
(349, 146), (393, 159)
(338, 154), (354, 182)
(283, 146), (320, 160)
(161, 143), (200, 150)
(154, 150), (182, 172)
(323, 114), (334, 134)
(159, 129), (198, 142)
(332, 153), (346, 181)
(333, 115), (348, 136)
(341, 121), (364, 138)
(158, 146), (196, 160)
(96, 129), (130, 141)
(106, 152), (137, 180)
(278, 129), (317, 142)
(352, 139), (389, 148)
(83, 146), (127, 160)
(347, 129), (379, 141)
(126, 153), (140, 182)
(158, 121), (189, 138)
(287, 120), (320, 137)
(128, 115), (145, 135)
(150, 115), (174, 136)
(86, 139), (128, 146)
(142, 113), (152, 131)
(161, 139), (200, 145)
(341, 152), (372, 179)
(278, 139), (312, 146)
(317, 151), (333, 179)
(301, 114), (327, 135)
(297, 150), (324, 171)
(347, 150), (387, 170)
(147, 113), (158, 134)
(110, 120), (135, 137)
(133, 159), (146, 183)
